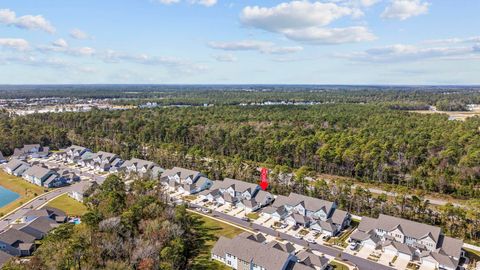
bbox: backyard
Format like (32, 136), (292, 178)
(46, 194), (88, 216)
(190, 212), (245, 270)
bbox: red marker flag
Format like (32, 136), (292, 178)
(260, 167), (268, 190)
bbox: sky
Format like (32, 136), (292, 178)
(0, 0), (479, 84)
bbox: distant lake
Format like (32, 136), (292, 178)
(0, 186), (20, 208)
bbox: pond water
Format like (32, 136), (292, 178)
(0, 186), (20, 208)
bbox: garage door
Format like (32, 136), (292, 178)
(421, 258), (437, 269)
(384, 247), (397, 256)
(398, 252), (411, 260)
(363, 241), (376, 249)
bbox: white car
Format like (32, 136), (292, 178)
(293, 233), (303, 239)
(349, 242), (359, 250)
(202, 208), (210, 214)
(305, 237), (316, 244)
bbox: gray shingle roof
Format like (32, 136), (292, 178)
(376, 214), (441, 242)
(438, 235), (463, 258)
(212, 235), (293, 269)
(22, 165), (53, 179)
(285, 193), (334, 213)
(296, 250), (329, 268)
(161, 167), (202, 182)
(4, 159), (28, 171)
(0, 228), (36, 246)
(0, 250), (13, 267)
(266, 241), (296, 254)
(21, 216), (59, 234)
(331, 209), (349, 225)
(221, 178), (259, 194)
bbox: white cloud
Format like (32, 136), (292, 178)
(0, 9), (55, 33)
(240, 1), (376, 44)
(70, 29), (92, 40)
(0, 38), (29, 51)
(208, 40), (303, 54)
(241, 1), (354, 32)
(155, 0), (217, 6)
(102, 50), (208, 74)
(282, 26), (376, 44)
(423, 36), (480, 45)
(189, 0), (217, 7)
(381, 0), (429, 20)
(52, 38), (68, 48)
(213, 53), (237, 62)
(339, 43), (479, 62)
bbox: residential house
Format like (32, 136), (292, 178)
(11, 144), (49, 159)
(0, 250), (12, 268)
(310, 209), (351, 236)
(64, 145), (91, 163)
(3, 159), (30, 176)
(87, 151), (121, 172)
(349, 214), (464, 270)
(211, 234), (296, 270)
(10, 217), (60, 240)
(295, 251), (330, 270)
(22, 165), (61, 187)
(160, 167), (207, 193)
(69, 181), (96, 202)
(179, 176), (213, 195)
(121, 158), (163, 178)
(56, 169), (80, 184)
(23, 207), (67, 223)
(0, 228), (36, 256)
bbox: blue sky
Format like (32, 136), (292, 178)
(0, 0), (479, 84)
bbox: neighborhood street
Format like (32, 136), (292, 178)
(190, 203), (395, 270)
(0, 185), (72, 232)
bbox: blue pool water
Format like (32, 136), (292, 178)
(0, 186), (20, 208)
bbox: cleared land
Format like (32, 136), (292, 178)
(46, 194), (88, 216)
(0, 170), (46, 216)
(191, 212), (245, 270)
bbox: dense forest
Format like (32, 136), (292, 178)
(3, 175), (212, 270)
(1, 85), (480, 110)
(1, 104), (479, 198)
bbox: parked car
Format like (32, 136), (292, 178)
(293, 233), (303, 239)
(292, 224), (299, 230)
(305, 237), (316, 244)
(241, 217), (250, 222)
(322, 235), (331, 241)
(349, 242), (359, 250)
(202, 208), (211, 214)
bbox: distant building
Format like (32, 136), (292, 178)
(3, 159), (31, 176)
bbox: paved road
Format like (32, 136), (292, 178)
(190, 203), (394, 270)
(0, 185), (73, 232)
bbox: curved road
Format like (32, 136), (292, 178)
(0, 185), (73, 232)
(191, 203), (394, 270)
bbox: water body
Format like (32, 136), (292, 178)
(0, 186), (20, 208)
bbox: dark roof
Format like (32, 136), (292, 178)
(377, 214), (441, 242)
(22, 216), (60, 234)
(296, 251), (330, 268)
(0, 228), (36, 246)
(266, 241), (296, 254)
(0, 250), (13, 267)
(331, 209), (349, 225)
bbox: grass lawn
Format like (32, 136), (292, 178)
(246, 212), (260, 220)
(0, 170), (46, 217)
(329, 260), (350, 270)
(190, 212), (245, 270)
(46, 194), (88, 216)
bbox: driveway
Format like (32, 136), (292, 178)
(378, 252), (395, 265)
(419, 262), (435, 270)
(393, 257), (410, 270)
(357, 245), (375, 259)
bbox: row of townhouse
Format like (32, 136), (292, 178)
(11, 144), (50, 160)
(198, 178), (274, 213)
(53, 145), (164, 178)
(350, 214), (465, 270)
(212, 232), (330, 270)
(160, 167), (213, 195)
(2, 159), (79, 188)
(0, 207), (67, 267)
(262, 193), (351, 237)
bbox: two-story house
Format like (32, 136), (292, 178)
(22, 165), (60, 187)
(121, 158), (163, 178)
(349, 214), (465, 270)
(3, 159), (30, 176)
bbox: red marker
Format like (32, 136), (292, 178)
(260, 168), (268, 190)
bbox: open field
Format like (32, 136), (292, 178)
(191, 212), (246, 270)
(46, 194), (88, 216)
(409, 105), (480, 121)
(0, 170), (46, 216)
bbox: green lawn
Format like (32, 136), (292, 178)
(46, 194), (88, 216)
(190, 212), (245, 270)
(246, 212), (260, 220)
(330, 260), (350, 270)
(0, 170), (46, 216)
